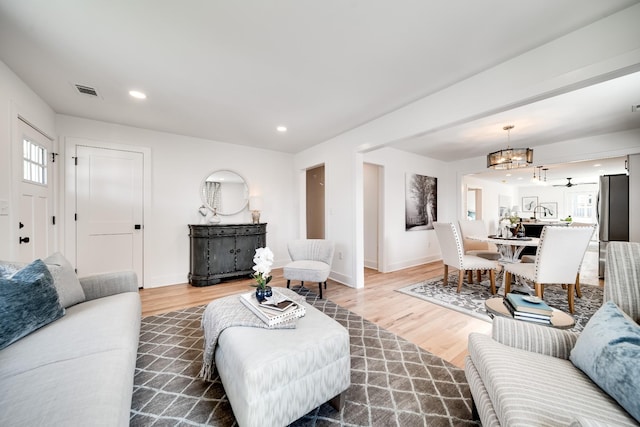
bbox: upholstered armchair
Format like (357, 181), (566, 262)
(283, 239), (335, 299)
(465, 241), (640, 426)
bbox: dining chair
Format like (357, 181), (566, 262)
(503, 225), (595, 313)
(521, 223), (595, 298)
(458, 220), (501, 260)
(433, 222), (500, 294)
(283, 239), (334, 299)
(458, 219), (501, 283)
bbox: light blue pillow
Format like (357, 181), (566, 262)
(0, 259), (65, 350)
(570, 301), (640, 422)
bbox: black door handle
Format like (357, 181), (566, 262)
(19, 236), (30, 244)
(134, 224), (142, 230)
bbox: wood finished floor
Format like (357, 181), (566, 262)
(139, 249), (602, 369)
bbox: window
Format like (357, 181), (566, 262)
(23, 138), (47, 185)
(567, 191), (595, 221)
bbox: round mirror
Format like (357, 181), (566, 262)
(201, 170), (249, 216)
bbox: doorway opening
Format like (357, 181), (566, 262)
(363, 163), (382, 271)
(306, 165), (325, 239)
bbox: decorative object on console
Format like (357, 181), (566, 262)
(198, 205), (209, 224)
(487, 125), (533, 169)
(209, 207), (221, 223)
(249, 196), (263, 224)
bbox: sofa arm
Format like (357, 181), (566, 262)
(79, 271), (139, 301)
(491, 317), (579, 359)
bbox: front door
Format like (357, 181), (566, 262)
(16, 120), (54, 262)
(75, 145), (143, 284)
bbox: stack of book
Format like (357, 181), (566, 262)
(240, 291), (306, 326)
(503, 293), (553, 325)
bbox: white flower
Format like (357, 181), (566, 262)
(252, 247), (273, 287)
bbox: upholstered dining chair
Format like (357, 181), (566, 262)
(503, 225), (594, 313)
(521, 223), (595, 298)
(284, 239), (335, 299)
(433, 222), (500, 294)
(458, 220), (501, 260)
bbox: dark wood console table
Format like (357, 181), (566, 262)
(188, 223), (267, 286)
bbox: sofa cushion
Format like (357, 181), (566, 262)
(0, 253), (86, 308)
(0, 259), (65, 350)
(570, 301), (640, 422)
(43, 252), (86, 308)
(467, 332), (639, 426)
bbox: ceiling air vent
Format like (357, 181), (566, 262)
(74, 84), (99, 97)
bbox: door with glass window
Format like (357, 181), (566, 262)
(17, 120), (54, 262)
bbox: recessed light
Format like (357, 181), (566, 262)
(593, 164), (601, 167)
(276, 126), (287, 132)
(505, 173), (512, 177)
(517, 177), (523, 180)
(129, 90), (146, 99)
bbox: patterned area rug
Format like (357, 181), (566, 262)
(130, 287), (477, 426)
(396, 275), (604, 332)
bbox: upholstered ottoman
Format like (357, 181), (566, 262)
(214, 299), (350, 427)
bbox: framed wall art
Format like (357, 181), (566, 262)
(405, 173), (437, 231)
(538, 202), (558, 219)
(522, 196), (538, 212)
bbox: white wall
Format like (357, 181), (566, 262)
(363, 147), (454, 272)
(295, 6), (640, 288)
(0, 60), (56, 260)
(56, 115), (297, 288)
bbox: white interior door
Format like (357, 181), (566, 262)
(75, 145), (143, 284)
(16, 120), (54, 262)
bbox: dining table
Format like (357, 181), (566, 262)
(478, 235), (540, 263)
(468, 235), (540, 294)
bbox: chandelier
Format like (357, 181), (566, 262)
(486, 125), (533, 169)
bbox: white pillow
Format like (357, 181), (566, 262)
(43, 252), (86, 308)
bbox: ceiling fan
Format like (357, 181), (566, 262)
(553, 177), (597, 188)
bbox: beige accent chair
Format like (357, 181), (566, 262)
(284, 239), (334, 299)
(433, 222), (500, 294)
(503, 225), (594, 313)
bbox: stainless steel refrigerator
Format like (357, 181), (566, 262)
(598, 174), (629, 278)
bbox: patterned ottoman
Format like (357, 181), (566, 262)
(214, 298), (350, 427)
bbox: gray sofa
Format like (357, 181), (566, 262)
(0, 262), (141, 426)
(465, 241), (640, 426)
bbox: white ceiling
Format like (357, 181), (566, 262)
(1, 0), (639, 161)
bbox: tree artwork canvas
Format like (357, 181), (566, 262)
(405, 173), (437, 231)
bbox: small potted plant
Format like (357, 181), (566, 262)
(251, 247), (273, 302)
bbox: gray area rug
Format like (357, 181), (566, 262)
(396, 274), (604, 332)
(130, 287), (477, 426)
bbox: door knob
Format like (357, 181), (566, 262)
(19, 236), (30, 244)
